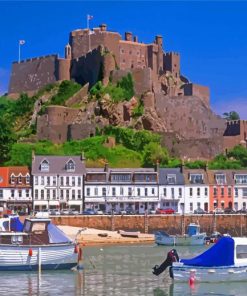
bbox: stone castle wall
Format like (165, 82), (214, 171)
(223, 120), (247, 151)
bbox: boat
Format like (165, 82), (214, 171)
(153, 237), (247, 282)
(155, 223), (206, 246)
(0, 215), (80, 271)
(119, 230), (140, 238)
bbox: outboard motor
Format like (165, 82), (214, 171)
(153, 249), (179, 278)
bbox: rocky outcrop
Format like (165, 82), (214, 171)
(141, 107), (166, 132)
(65, 83), (89, 107)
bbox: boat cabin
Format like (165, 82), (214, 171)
(187, 223), (201, 236)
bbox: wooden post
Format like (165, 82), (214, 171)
(111, 210), (115, 231)
(38, 248), (42, 274)
(213, 213), (217, 233)
(144, 211), (149, 234)
(181, 214), (185, 235)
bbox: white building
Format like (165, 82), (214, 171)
(84, 166), (159, 214)
(32, 155), (86, 211)
(158, 168), (185, 213)
(233, 171), (247, 211)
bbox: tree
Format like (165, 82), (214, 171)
(223, 111), (240, 121)
(0, 118), (16, 164)
(142, 142), (169, 167)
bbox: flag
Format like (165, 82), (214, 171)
(19, 40), (25, 45)
(87, 15), (93, 21)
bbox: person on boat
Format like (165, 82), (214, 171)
(153, 249), (179, 277)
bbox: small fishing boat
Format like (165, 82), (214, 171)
(153, 237), (247, 282)
(0, 215), (80, 271)
(155, 223), (206, 246)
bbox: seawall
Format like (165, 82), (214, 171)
(52, 214), (247, 236)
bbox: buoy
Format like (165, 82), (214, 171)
(189, 270), (195, 288)
(28, 248), (33, 257)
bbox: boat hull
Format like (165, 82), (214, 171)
(155, 234), (206, 246)
(172, 263), (247, 282)
(0, 244), (78, 271)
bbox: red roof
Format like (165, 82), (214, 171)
(0, 166), (30, 188)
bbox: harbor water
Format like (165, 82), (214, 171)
(2, 243), (247, 295)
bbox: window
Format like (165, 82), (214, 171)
(18, 190), (22, 198)
(128, 187), (132, 196)
(53, 177), (56, 186)
(94, 188), (98, 196)
(40, 159), (49, 172)
(163, 188), (167, 197)
(111, 174), (131, 182)
(86, 188), (90, 196)
(197, 202), (201, 209)
(66, 160), (75, 172)
(18, 176), (22, 184)
(11, 190), (15, 198)
(66, 190), (69, 199)
(60, 190), (64, 200)
(41, 190), (44, 200)
(26, 175), (30, 184)
(167, 174), (176, 184)
(236, 245), (247, 259)
(0, 190), (3, 198)
(205, 188), (208, 196)
(35, 176), (38, 185)
(179, 188), (182, 197)
(189, 188), (193, 197)
(197, 188), (200, 197)
(72, 190), (75, 200)
(10, 174), (15, 184)
(151, 188), (155, 195)
(243, 188), (247, 198)
(235, 188), (238, 197)
(102, 188), (106, 196)
(215, 174), (226, 185)
(190, 174), (203, 184)
(235, 175), (247, 185)
(25, 189), (29, 198)
(66, 177), (69, 186)
(47, 190), (50, 199)
(72, 177), (75, 186)
(47, 176), (50, 186)
(53, 190), (56, 199)
(78, 177), (81, 186)
(228, 187), (232, 197)
(190, 203), (193, 212)
(78, 190), (81, 199)
(120, 187), (124, 195)
(41, 176), (44, 185)
(171, 188), (175, 198)
(243, 202), (246, 210)
(137, 188), (140, 196)
(112, 187), (116, 196)
(35, 189), (38, 199)
(221, 187), (224, 196)
(145, 188), (148, 196)
(213, 187), (218, 196)
(60, 177), (64, 186)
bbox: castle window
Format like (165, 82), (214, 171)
(40, 159), (49, 172)
(66, 159), (75, 172)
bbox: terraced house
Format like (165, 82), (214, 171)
(233, 171), (247, 211)
(32, 155), (86, 211)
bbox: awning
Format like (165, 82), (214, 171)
(33, 201), (48, 205)
(68, 201), (82, 205)
(48, 201), (59, 206)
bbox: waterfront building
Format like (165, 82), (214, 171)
(207, 170), (234, 212)
(32, 155), (86, 211)
(183, 169), (210, 213)
(0, 166), (32, 213)
(158, 168), (185, 213)
(232, 170), (247, 211)
(84, 165), (159, 214)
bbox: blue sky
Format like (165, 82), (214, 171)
(1, 1), (247, 118)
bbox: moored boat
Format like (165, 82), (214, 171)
(155, 223), (206, 246)
(0, 216), (79, 271)
(153, 236), (247, 282)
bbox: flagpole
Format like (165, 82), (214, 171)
(87, 15), (91, 52)
(18, 42), (21, 63)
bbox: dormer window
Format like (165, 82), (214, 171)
(10, 174), (15, 184)
(215, 174), (226, 185)
(235, 174), (247, 185)
(66, 159), (75, 172)
(40, 159), (49, 172)
(167, 174), (176, 184)
(18, 175), (22, 184)
(190, 174), (203, 184)
(26, 174), (30, 184)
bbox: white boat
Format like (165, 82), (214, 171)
(172, 237), (247, 282)
(155, 223), (206, 246)
(0, 216), (79, 271)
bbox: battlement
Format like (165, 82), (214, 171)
(13, 54), (58, 64)
(164, 52), (180, 57)
(226, 120), (241, 126)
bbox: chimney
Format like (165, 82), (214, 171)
(180, 160), (185, 173)
(99, 24), (107, 31)
(104, 161), (109, 172)
(81, 151), (86, 162)
(155, 160), (160, 172)
(125, 32), (132, 41)
(133, 36), (138, 43)
(32, 150), (35, 162)
(205, 162), (209, 171)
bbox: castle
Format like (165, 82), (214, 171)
(8, 23), (209, 104)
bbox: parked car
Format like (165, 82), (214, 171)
(213, 208), (224, 214)
(49, 209), (60, 216)
(194, 208), (206, 214)
(61, 209), (70, 215)
(126, 208), (136, 215)
(237, 208), (247, 214)
(224, 207), (236, 214)
(83, 209), (96, 215)
(119, 210), (127, 215)
(155, 208), (175, 214)
(148, 209), (156, 215)
(96, 210), (104, 215)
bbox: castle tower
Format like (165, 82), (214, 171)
(65, 44), (72, 60)
(155, 35), (164, 75)
(163, 52), (180, 78)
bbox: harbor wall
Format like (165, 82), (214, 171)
(52, 214), (247, 236)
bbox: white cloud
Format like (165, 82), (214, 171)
(212, 97), (247, 120)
